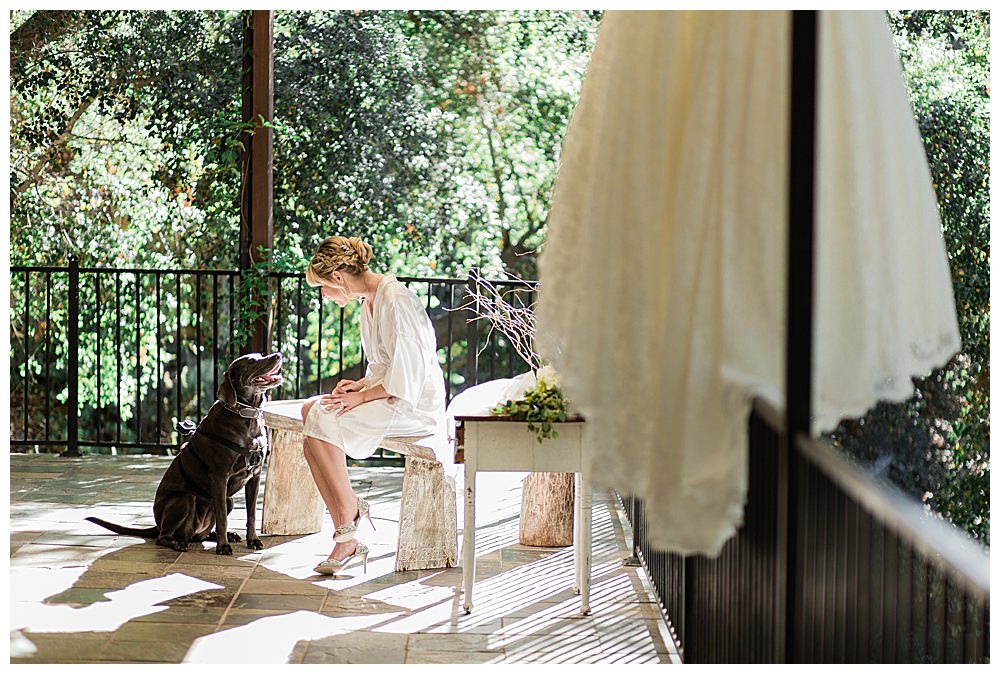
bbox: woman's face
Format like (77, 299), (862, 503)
(319, 276), (350, 307)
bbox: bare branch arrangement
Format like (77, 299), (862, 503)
(456, 273), (541, 372)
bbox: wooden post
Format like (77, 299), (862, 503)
(239, 9), (274, 356)
(519, 472), (575, 547)
(62, 255), (81, 457)
(780, 9), (819, 664)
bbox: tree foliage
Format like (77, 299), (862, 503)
(10, 9), (600, 277)
(828, 10), (990, 545)
(11, 10), (244, 268)
(397, 10), (600, 279)
(270, 11), (444, 264)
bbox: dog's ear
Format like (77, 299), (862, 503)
(217, 370), (237, 406)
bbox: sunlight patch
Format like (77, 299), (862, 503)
(11, 571), (222, 634)
(363, 578), (456, 611)
(184, 610), (399, 664)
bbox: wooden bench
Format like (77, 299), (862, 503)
(259, 399), (457, 572)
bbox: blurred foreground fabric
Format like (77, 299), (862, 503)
(537, 10), (960, 555)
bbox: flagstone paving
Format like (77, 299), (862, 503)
(10, 453), (678, 664)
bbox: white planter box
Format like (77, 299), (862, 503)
(457, 419), (584, 473)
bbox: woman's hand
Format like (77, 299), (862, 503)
(333, 379), (364, 394)
(322, 390), (368, 416)
(320, 383), (390, 417)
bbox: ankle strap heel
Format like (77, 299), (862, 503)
(334, 496), (374, 543)
(314, 541), (370, 576)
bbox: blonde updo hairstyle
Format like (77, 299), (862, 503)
(305, 236), (374, 287)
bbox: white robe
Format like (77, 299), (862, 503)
(303, 275), (446, 461)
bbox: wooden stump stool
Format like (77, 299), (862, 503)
(389, 444), (458, 572)
(262, 426), (325, 535)
(520, 472), (575, 547)
(260, 399), (457, 572)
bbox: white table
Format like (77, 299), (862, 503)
(454, 416), (592, 615)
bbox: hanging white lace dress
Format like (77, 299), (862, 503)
(536, 10), (960, 555)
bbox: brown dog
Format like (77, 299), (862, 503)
(87, 352), (283, 554)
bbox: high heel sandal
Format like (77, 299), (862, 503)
(334, 496), (375, 543)
(313, 541), (370, 576)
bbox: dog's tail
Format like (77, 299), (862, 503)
(85, 516), (159, 538)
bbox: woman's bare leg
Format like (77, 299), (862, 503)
(302, 399), (360, 560)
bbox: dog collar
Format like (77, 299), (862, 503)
(218, 400), (263, 420)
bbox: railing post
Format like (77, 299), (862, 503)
(62, 256), (82, 457)
(683, 553), (696, 662)
(781, 9), (819, 663)
(466, 268), (480, 387)
(623, 495), (641, 567)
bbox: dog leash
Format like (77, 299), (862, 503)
(176, 420), (265, 469)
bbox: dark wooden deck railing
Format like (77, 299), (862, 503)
(619, 399), (989, 663)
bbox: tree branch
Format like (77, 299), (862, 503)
(503, 153), (547, 249)
(69, 133), (148, 148)
(10, 11), (89, 72)
(12, 94), (98, 206)
(12, 75), (158, 207)
(476, 96), (509, 246)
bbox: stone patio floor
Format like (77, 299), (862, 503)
(9, 453), (678, 664)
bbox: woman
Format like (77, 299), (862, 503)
(301, 235), (446, 575)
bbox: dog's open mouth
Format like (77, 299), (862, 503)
(253, 361), (283, 387)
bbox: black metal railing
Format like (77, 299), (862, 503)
(619, 399), (990, 663)
(9, 259), (536, 456)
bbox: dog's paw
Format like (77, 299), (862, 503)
(246, 538), (264, 551)
(216, 543), (233, 556)
(157, 536), (188, 552)
(227, 532), (242, 543)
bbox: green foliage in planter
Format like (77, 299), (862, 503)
(491, 377), (569, 443)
